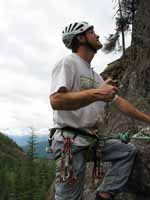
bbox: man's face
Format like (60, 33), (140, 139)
(85, 28), (103, 50)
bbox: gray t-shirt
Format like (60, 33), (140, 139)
(50, 53), (106, 130)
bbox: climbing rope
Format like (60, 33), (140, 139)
(97, 132), (150, 144)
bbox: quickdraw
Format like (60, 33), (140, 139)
(92, 142), (105, 181)
(59, 135), (77, 183)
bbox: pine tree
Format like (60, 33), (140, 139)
(121, 0), (138, 24)
(25, 128), (38, 200)
(27, 128), (38, 161)
(103, 0), (138, 55)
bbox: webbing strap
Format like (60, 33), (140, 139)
(61, 127), (98, 139)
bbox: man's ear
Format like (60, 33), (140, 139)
(77, 35), (85, 43)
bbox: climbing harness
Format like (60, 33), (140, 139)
(60, 132), (150, 183)
(46, 126), (150, 184)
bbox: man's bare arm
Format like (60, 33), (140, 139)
(114, 96), (150, 124)
(50, 80), (118, 110)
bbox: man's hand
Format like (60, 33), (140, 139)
(96, 78), (119, 102)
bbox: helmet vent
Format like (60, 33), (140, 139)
(75, 24), (84, 31)
(65, 26), (68, 32)
(68, 24), (72, 32)
(71, 22), (78, 31)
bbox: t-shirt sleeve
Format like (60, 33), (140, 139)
(50, 59), (75, 95)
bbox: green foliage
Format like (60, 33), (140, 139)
(0, 132), (22, 152)
(0, 132), (56, 200)
(116, 16), (129, 32)
(23, 141), (51, 158)
(0, 132), (26, 170)
(103, 33), (120, 53)
(120, 0), (138, 24)
(103, 0), (138, 54)
(0, 156), (55, 200)
(26, 128), (38, 161)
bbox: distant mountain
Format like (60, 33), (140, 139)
(7, 134), (48, 146)
(0, 132), (26, 166)
(1, 127), (49, 146)
(0, 128), (52, 159)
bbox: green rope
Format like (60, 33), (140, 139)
(98, 132), (150, 144)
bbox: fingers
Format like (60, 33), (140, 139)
(110, 85), (118, 93)
(105, 78), (118, 86)
(99, 87), (116, 95)
(104, 78), (119, 93)
(104, 78), (113, 84)
(101, 83), (118, 94)
(97, 79), (119, 102)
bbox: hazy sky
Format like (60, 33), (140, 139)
(0, 0), (130, 131)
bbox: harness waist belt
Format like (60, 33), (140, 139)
(61, 127), (98, 139)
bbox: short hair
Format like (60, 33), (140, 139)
(71, 36), (80, 52)
(71, 32), (86, 52)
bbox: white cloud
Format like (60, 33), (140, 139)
(0, 0), (131, 131)
(1, 127), (49, 136)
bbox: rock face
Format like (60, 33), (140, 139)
(102, 0), (150, 107)
(84, 0), (150, 199)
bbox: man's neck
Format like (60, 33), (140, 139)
(76, 47), (95, 64)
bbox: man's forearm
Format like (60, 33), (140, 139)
(50, 85), (117, 110)
(115, 96), (150, 124)
(50, 81), (118, 110)
(50, 89), (99, 110)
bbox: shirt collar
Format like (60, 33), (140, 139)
(72, 53), (91, 68)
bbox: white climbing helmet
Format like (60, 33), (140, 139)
(62, 21), (93, 49)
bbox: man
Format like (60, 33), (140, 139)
(49, 21), (150, 200)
